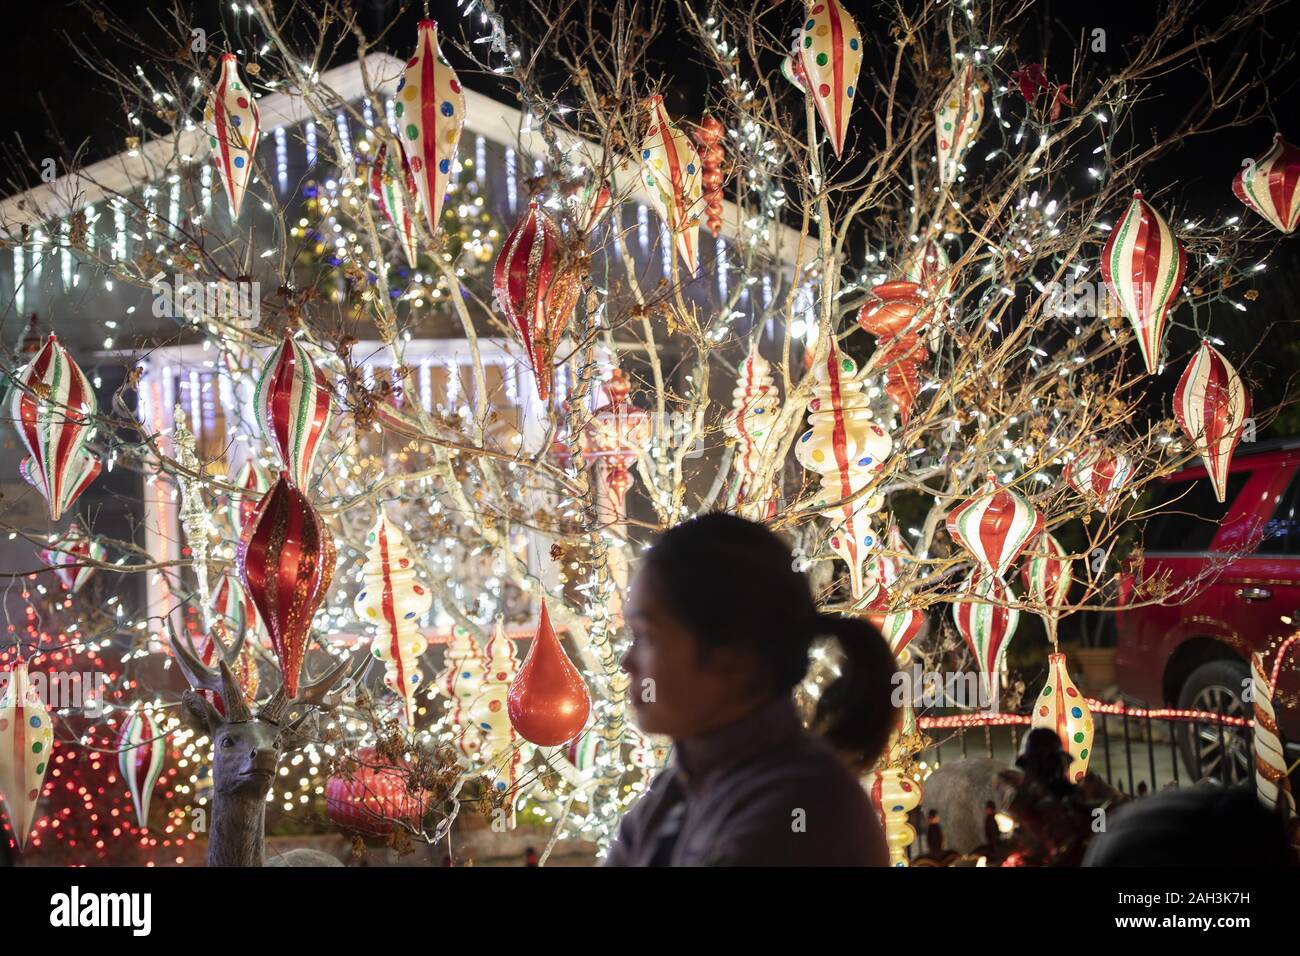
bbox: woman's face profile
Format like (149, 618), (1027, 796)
(622, 565), (758, 740)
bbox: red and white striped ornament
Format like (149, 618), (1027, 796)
(796, 0), (863, 159)
(226, 458), (271, 534)
(945, 475), (1043, 578)
(205, 54), (261, 220)
(10, 335), (100, 522)
(253, 334), (332, 489)
(42, 523), (104, 594)
(1064, 441), (1133, 513)
(494, 201), (575, 401)
(951, 570), (1019, 710)
(370, 141), (420, 268)
(1100, 191), (1186, 375)
(116, 702), (166, 830)
(641, 95), (703, 275)
(882, 605), (925, 657)
(1233, 133), (1300, 234)
(1173, 340), (1251, 503)
(397, 20), (466, 239)
(0, 661), (53, 850)
(1020, 531), (1072, 647)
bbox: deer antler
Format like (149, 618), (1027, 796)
(166, 617), (253, 722)
(259, 647), (363, 728)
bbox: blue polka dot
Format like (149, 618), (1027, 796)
(805, 19), (816, 30)
(755, 409), (765, 415)
(858, 456), (873, 466)
(850, 38), (859, 50)
(891, 804), (903, 811)
(30, 716), (41, 728)
(410, 675), (419, 684)
(231, 116), (241, 127)
(233, 156), (245, 168)
(440, 101), (454, 117)
(642, 149), (651, 159)
(686, 163), (696, 175)
(461, 671), (471, 679)
(404, 611), (416, 619)
(396, 78), (405, 92)
(847, 86), (854, 97)
(358, 591), (367, 601)
(1071, 707), (1083, 718)
(801, 431), (811, 442)
(438, 158), (450, 173)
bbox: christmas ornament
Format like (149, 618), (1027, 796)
(1100, 191), (1186, 375)
(0, 661), (53, 849)
(237, 474), (336, 699)
(42, 523), (104, 594)
(723, 345), (782, 519)
(494, 201), (575, 401)
(11, 334), (100, 522)
(227, 458), (272, 534)
(436, 625), (486, 757)
(198, 621), (260, 714)
(1020, 532), (1072, 647)
(1174, 340), (1251, 503)
(797, 0), (863, 158)
(581, 369), (651, 522)
(253, 334), (333, 489)
(951, 570), (1020, 709)
(507, 601), (591, 747)
(370, 140), (420, 268)
(326, 747), (426, 836)
(882, 605), (925, 657)
(869, 767), (921, 867)
(115, 702), (165, 830)
(795, 341), (892, 599)
(397, 20), (466, 238)
(205, 54), (261, 220)
(1031, 652), (1094, 783)
(354, 512), (432, 726)
(640, 95), (703, 275)
(468, 621), (522, 798)
(695, 114), (726, 237)
(1252, 650), (1295, 817)
(781, 50), (809, 93)
(946, 475), (1043, 578)
(935, 64), (983, 186)
(1233, 133), (1300, 234)
(210, 572), (260, 645)
(859, 280), (931, 426)
(573, 177), (612, 234)
(1063, 441), (1133, 513)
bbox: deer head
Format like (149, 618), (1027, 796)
(169, 620), (358, 866)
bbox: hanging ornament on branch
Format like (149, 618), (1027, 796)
(354, 512), (432, 727)
(882, 605), (925, 658)
(494, 201), (579, 401)
(1031, 652), (1094, 783)
(1233, 133), (1300, 234)
(859, 279), (931, 426)
(205, 54), (261, 220)
(795, 341), (892, 600)
(227, 458), (272, 535)
(723, 345), (782, 520)
(935, 64), (984, 187)
(507, 601), (591, 747)
(370, 141), (421, 268)
(198, 621), (260, 715)
(436, 625), (486, 759)
(1020, 531), (1072, 648)
(640, 95), (703, 275)
(41, 523), (104, 594)
(951, 570), (1020, 711)
(694, 113), (726, 238)
(1063, 441), (1133, 514)
(237, 474), (336, 699)
(326, 747), (427, 837)
(797, 0), (863, 158)
(254, 334), (333, 489)
(468, 621), (522, 806)
(116, 702), (166, 830)
(11, 334), (100, 522)
(946, 474), (1044, 578)
(581, 369), (651, 523)
(1174, 340), (1251, 504)
(1100, 191), (1186, 375)
(398, 19), (466, 239)
(0, 660), (53, 850)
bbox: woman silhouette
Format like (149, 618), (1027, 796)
(605, 513), (896, 866)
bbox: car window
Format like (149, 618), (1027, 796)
(1257, 470), (1300, 554)
(1142, 472), (1250, 552)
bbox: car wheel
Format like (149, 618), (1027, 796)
(1175, 659), (1252, 785)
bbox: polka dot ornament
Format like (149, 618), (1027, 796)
(204, 54), (261, 220)
(398, 20), (466, 239)
(0, 661), (54, 850)
(934, 63), (984, 187)
(797, 0), (863, 158)
(869, 766), (921, 866)
(640, 95), (704, 275)
(1031, 652), (1094, 782)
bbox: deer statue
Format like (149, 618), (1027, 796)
(169, 620), (360, 867)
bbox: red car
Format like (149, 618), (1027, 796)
(1116, 437), (1300, 782)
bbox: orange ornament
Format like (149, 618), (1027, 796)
(695, 114), (726, 238)
(506, 601), (591, 746)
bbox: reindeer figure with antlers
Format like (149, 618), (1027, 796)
(169, 621), (362, 867)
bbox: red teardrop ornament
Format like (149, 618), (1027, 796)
(506, 600), (591, 746)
